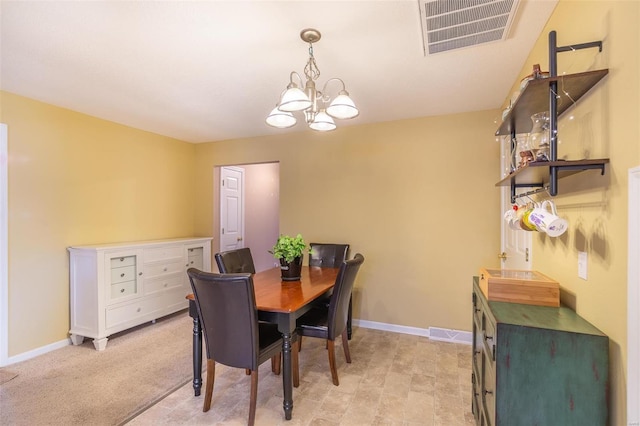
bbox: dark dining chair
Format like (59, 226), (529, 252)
(300, 243), (352, 350)
(213, 247), (281, 375)
(295, 253), (364, 386)
(187, 268), (283, 426)
(214, 247), (256, 274)
(308, 243), (350, 268)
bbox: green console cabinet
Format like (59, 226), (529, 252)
(471, 277), (609, 425)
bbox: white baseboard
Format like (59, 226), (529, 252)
(354, 320), (471, 345)
(3, 321), (472, 367)
(1, 338), (70, 367)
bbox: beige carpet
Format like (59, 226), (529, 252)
(0, 310), (196, 426)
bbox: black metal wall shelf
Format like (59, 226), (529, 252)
(496, 159), (609, 200)
(495, 69), (609, 136)
(496, 30), (609, 203)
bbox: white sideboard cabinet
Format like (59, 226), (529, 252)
(68, 237), (212, 350)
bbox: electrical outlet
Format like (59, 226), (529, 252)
(578, 251), (588, 280)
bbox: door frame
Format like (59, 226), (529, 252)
(500, 134), (532, 270)
(219, 166), (245, 252)
(1, 124), (8, 366)
(628, 166), (640, 424)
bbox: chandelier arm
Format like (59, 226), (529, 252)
(289, 71), (304, 87)
(320, 78), (347, 97)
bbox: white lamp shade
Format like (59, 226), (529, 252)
(309, 111), (336, 131)
(326, 94), (359, 119)
(278, 87), (312, 112)
(266, 108), (296, 128)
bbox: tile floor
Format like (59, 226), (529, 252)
(126, 327), (475, 425)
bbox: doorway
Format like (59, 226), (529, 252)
(214, 162), (280, 273)
(500, 134), (532, 269)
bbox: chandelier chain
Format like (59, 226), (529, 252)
(304, 43), (321, 82)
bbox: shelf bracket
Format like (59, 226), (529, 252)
(512, 186), (550, 203)
(511, 182), (545, 203)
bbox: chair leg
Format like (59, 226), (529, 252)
(297, 336), (302, 352)
(271, 354), (281, 375)
(292, 340), (300, 388)
(342, 329), (352, 363)
(347, 295), (353, 340)
(203, 359), (215, 412)
(327, 339), (339, 386)
(248, 370), (258, 426)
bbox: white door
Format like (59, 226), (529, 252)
(500, 135), (532, 270)
(220, 166), (244, 252)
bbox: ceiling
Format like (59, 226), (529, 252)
(0, 0), (557, 143)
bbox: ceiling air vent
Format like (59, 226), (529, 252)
(419, 0), (520, 55)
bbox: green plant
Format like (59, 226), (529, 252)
(270, 234), (306, 263)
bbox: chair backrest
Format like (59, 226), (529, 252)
(309, 243), (350, 268)
(215, 247), (256, 274)
(187, 268), (260, 370)
(327, 253), (364, 339)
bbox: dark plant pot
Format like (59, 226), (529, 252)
(279, 256), (303, 281)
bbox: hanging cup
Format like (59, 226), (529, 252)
(528, 200), (568, 237)
(504, 207), (524, 230)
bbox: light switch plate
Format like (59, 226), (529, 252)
(578, 251), (588, 280)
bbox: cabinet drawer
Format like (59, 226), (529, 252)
(145, 274), (184, 295)
(106, 298), (155, 329)
(186, 254), (203, 269)
(481, 310), (496, 360)
(144, 246), (183, 263)
(144, 260), (183, 279)
(481, 349), (496, 425)
(105, 288), (187, 329)
(111, 265), (137, 284)
(110, 256), (136, 268)
(110, 280), (136, 299)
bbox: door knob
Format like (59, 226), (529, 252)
(237, 237), (243, 241)
(498, 252), (507, 260)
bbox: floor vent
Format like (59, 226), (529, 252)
(428, 327), (472, 344)
(419, 0), (520, 55)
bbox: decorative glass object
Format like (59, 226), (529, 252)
(529, 112), (550, 162)
(514, 133), (534, 169)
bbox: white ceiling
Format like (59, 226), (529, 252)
(0, 0), (557, 143)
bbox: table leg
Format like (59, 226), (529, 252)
(281, 331), (293, 420)
(189, 300), (203, 397)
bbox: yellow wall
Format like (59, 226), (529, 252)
(193, 111), (501, 332)
(3, 4), (635, 421)
(507, 1), (639, 424)
(1, 91), (197, 355)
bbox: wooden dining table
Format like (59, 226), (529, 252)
(186, 265), (339, 420)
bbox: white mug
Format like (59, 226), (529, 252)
(527, 200), (568, 237)
(504, 207), (525, 230)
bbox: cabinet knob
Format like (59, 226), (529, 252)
(498, 252), (507, 260)
(163, 267), (167, 272)
(483, 332), (493, 342)
(120, 288), (125, 293)
(137, 307), (141, 312)
(120, 273), (125, 278)
(119, 257), (125, 262)
(139, 272), (143, 276)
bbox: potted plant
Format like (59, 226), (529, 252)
(270, 234), (306, 281)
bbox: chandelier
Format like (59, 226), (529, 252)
(266, 28), (359, 132)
